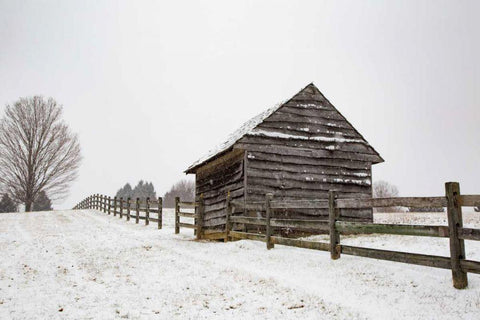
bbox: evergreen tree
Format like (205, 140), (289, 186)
(116, 183), (133, 199)
(0, 194), (17, 213)
(32, 191), (53, 211)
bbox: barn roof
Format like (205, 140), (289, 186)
(185, 83), (383, 174)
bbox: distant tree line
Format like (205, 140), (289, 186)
(0, 190), (53, 213)
(115, 180), (156, 201)
(113, 179), (194, 208)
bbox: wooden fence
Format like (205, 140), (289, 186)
(226, 182), (480, 289)
(73, 194), (163, 229)
(72, 182), (480, 289)
(174, 196), (203, 239)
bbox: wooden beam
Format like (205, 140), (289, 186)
(336, 222), (449, 238)
(329, 191), (340, 259)
(336, 197), (447, 209)
(271, 237), (329, 251)
(178, 222), (198, 229)
(270, 199), (329, 209)
(229, 231), (265, 242)
(265, 193), (274, 250)
(178, 212), (200, 219)
(340, 245), (452, 269)
(445, 182), (468, 289)
(270, 219), (328, 231)
(459, 195), (480, 207)
(458, 227), (480, 241)
(230, 216), (266, 226)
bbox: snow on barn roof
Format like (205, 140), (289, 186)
(184, 100), (285, 173)
(185, 82), (383, 173)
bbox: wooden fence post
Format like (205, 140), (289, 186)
(225, 192), (232, 242)
(197, 194), (204, 240)
(145, 197), (150, 226)
(158, 197), (163, 229)
(265, 193), (274, 250)
(96, 194), (99, 210)
(126, 197), (131, 221)
(119, 197), (124, 219)
(108, 196), (111, 215)
(113, 197), (117, 216)
(103, 195), (107, 213)
(329, 191), (341, 259)
(175, 197), (180, 234)
(135, 198), (140, 224)
(445, 182), (468, 289)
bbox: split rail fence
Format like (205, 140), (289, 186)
(74, 194), (200, 236)
(73, 182), (480, 289)
(74, 194), (163, 229)
(226, 182), (480, 289)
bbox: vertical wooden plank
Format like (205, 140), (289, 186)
(145, 197), (150, 226)
(108, 196), (111, 215)
(197, 194), (204, 240)
(175, 197), (180, 234)
(265, 193), (274, 250)
(225, 192), (232, 242)
(119, 197), (124, 219)
(445, 182), (468, 289)
(126, 197), (131, 221)
(113, 197), (117, 217)
(329, 191), (341, 260)
(135, 198), (140, 224)
(158, 197), (162, 229)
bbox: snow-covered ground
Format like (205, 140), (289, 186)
(0, 210), (479, 319)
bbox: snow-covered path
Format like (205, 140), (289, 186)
(0, 210), (479, 319)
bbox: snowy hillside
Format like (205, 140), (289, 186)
(0, 210), (479, 319)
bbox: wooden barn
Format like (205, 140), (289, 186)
(185, 83), (383, 239)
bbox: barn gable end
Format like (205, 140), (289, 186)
(186, 83), (383, 236)
(235, 83), (382, 222)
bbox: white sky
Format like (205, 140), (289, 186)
(1, 1), (479, 209)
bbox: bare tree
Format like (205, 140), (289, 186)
(163, 179), (195, 207)
(372, 180), (401, 212)
(0, 96), (81, 211)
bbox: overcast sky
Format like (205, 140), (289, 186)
(1, 1), (479, 209)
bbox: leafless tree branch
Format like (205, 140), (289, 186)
(0, 96), (82, 211)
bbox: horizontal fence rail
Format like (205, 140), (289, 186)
(174, 196), (202, 239)
(225, 182), (480, 289)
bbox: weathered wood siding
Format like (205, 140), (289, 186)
(195, 149), (245, 233)
(235, 84), (379, 222)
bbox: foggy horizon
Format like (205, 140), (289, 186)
(1, 1), (479, 209)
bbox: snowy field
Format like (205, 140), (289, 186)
(1, 210), (479, 319)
